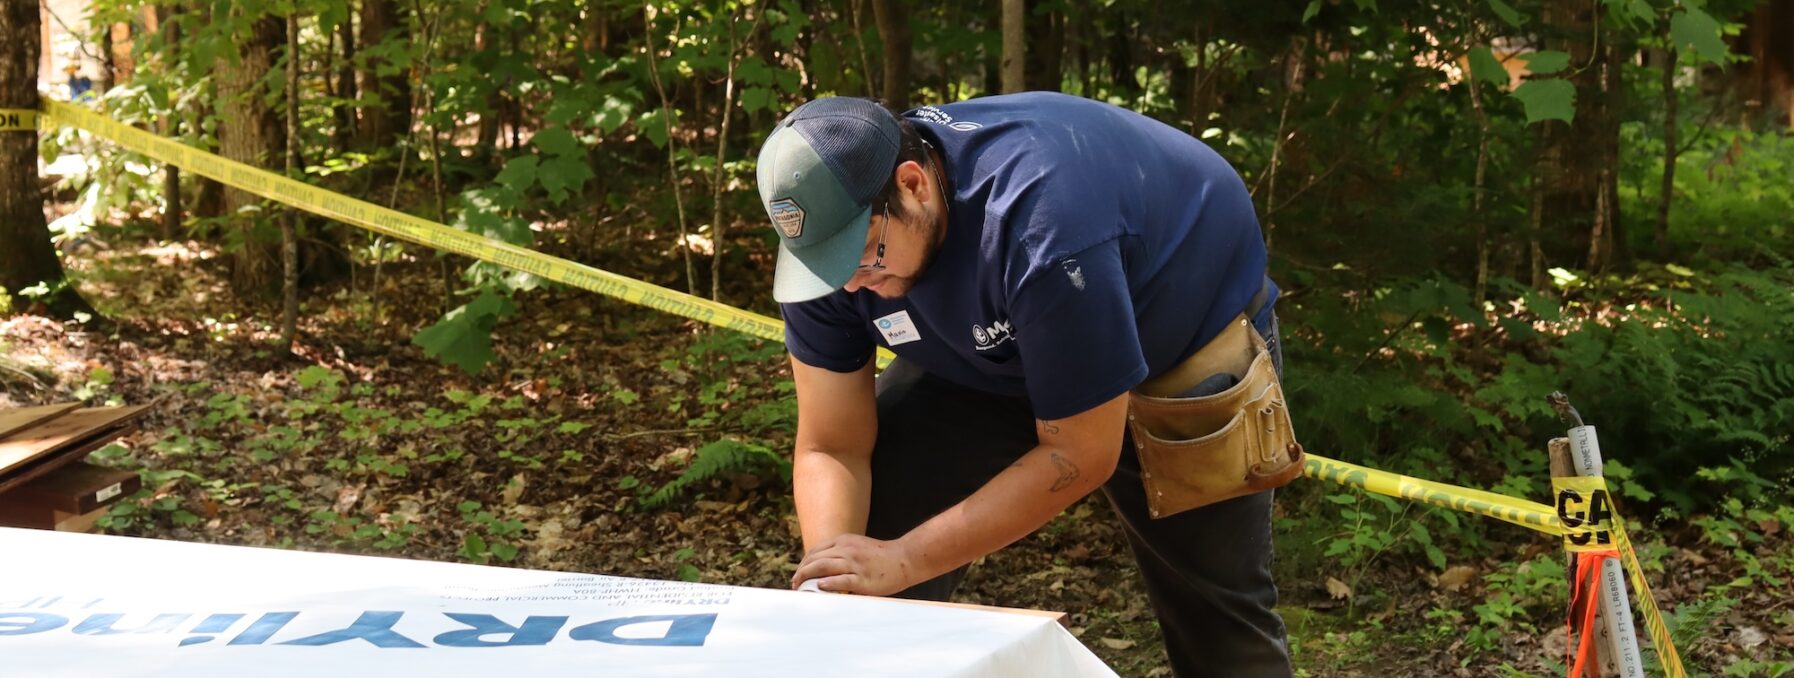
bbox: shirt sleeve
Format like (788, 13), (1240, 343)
(1011, 239), (1148, 420)
(780, 295), (876, 372)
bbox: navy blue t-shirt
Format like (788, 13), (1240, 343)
(781, 92), (1276, 420)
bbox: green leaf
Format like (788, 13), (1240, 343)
(463, 532), (489, 558)
(638, 108), (674, 148)
(531, 127), (581, 159)
(736, 57), (774, 86)
(771, 23), (800, 46)
(1487, 0), (1525, 27)
(538, 156), (595, 205)
(740, 87), (774, 114)
(413, 314), (496, 376)
(1302, 0), (1322, 22)
(1511, 79), (1576, 124)
(1523, 50), (1570, 75)
(494, 156), (540, 193)
(463, 289), (517, 322)
(490, 541), (519, 562)
(774, 69), (801, 95)
(593, 97), (634, 135)
(1468, 47), (1508, 86)
(1671, 8), (1729, 66)
(413, 291), (515, 376)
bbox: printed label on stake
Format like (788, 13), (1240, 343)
(1553, 476), (1616, 552)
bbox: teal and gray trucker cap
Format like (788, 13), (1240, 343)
(756, 97), (900, 303)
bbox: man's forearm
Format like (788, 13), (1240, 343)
(793, 447), (873, 551)
(893, 441), (1116, 585)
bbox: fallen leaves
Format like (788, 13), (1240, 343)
(1326, 576), (1353, 600)
(1437, 565), (1477, 592)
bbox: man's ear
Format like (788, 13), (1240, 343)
(895, 160), (928, 204)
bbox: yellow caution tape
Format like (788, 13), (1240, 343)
(1612, 507), (1687, 677)
(1314, 461), (1684, 675)
(1303, 453), (1566, 535)
(0, 108), (39, 131)
(1552, 476), (1617, 552)
(38, 98), (895, 368)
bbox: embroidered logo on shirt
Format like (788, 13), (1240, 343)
(912, 106), (983, 132)
(972, 319), (1014, 351)
(769, 198), (804, 239)
(1063, 259), (1086, 291)
(874, 310), (923, 346)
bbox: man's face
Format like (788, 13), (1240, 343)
(842, 160), (947, 299)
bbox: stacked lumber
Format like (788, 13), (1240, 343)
(0, 403), (149, 531)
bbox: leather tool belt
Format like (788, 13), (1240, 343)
(1127, 312), (1306, 519)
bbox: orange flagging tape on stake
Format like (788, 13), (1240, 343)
(1567, 550), (1619, 678)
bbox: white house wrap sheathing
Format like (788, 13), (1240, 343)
(0, 528), (1115, 677)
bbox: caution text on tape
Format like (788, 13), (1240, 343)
(1, 108), (39, 131)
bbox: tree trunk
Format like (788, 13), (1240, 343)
(1742, 1), (1794, 128)
(1529, 125), (1548, 290)
(1468, 42), (1493, 306)
(334, 4), (358, 152)
(643, 5), (697, 294)
(280, 11), (300, 353)
(871, 0), (910, 109)
(158, 3), (181, 241)
(710, 9), (764, 302)
(847, 0), (877, 98)
(1657, 37), (1678, 260)
(357, 0), (411, 149)
(216, 9), (286, 298)
(1537, 0), (1615, 270)
(1024, 0), (1062, 92)
(1, 0), (94, 319)
(1107, 15), (1137, 98)
(1001, 0), (1025, 93)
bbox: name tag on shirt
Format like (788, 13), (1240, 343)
(873, 310), (924, 346)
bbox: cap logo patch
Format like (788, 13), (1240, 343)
(769, 198), (805, 239)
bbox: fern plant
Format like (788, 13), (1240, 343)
(640, 439), (792, 510)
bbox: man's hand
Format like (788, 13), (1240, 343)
(791, 534), (920, 596)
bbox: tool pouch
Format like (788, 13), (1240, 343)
(1128, 314), (1306, 519)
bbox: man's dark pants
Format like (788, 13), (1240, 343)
(864, 307), (1291, 678)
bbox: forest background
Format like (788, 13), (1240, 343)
(2, 0), (1793, 675)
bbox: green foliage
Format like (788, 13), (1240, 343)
(457, 500), (524, 564)
(640, 438), (791, 510)
(412, 289), (517, 375)
(1512, 79), (1576, 124)
(1465, 556), (1566, 654)
(1669, 7), (1730, 66)
(1621, 127), (1794, 258)
(1291, 261), (1794, 517)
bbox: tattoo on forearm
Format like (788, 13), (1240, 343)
(1040, 421), (1062, 435)
(1048, 451), (1081, 492)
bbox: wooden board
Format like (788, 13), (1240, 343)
(0, 502), (108, 532)
(0, 403), (82, 441)
(0, 405), (148, 478)
(0, 461), (139, 514)
(0, 425), (138, 497)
